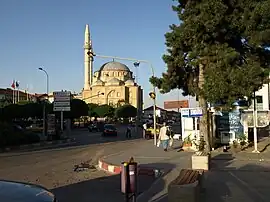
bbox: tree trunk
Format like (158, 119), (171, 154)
(198, 64), (211, 153)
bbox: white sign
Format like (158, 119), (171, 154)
(53, 106), (71, 111)
(181, 109), (190, 117)
(53, 91), (71, 112)
(190, 108), (203, 117)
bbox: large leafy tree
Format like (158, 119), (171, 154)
(94, 104), (115, 118)
(115, 104), (137, 118)
(150, 0), (270, 151)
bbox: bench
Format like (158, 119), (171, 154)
(168, 169), (204, 202)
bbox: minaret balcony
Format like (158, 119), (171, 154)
(84, 44), (91, 49)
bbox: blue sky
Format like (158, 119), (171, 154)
(0, 0), (196, 108)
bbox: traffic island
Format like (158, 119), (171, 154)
(98, 158), (159, 176)
(168, 169), (204, 202)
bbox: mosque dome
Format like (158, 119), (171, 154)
(92, 80), (104, 86)
(106, 78), (121, 86)
(100, 61), (130, 72)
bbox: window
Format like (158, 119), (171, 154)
(109, 100), (113, 106)
(117, 92), (120, 97)
(256, 96), (263, 104)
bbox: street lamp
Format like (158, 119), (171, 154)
(38, 67), (49, 139)
(82, 92), (104, 101)
(38, 67), (49, 96)
(87, 51), (158, 145)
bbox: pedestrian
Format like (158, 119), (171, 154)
(158, 122), (170, 151)
(126, 124), (132, 138)
(143, 122), (147, 139)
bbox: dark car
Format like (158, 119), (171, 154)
(102, 124), (117, 136)
(88, 123), (99, 132)
(0, 180), (57, 202)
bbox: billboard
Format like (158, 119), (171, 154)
(164, 100), (189, 109)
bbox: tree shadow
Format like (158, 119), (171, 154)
(203, 153), (270, 201)
(51, 163), (174, 202)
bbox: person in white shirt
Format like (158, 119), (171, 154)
(158, 122), (170, 151)
(143, 123), (147, 139)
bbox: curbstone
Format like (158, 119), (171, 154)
(1, 138), (75, 153)
(98, 158), (157, 176)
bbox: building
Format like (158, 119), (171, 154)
(0, 88), (36, 103)
(249, 83), (270, 111)
(81, 24), (143, 111)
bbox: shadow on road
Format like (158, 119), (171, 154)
(201, 153), (270, 201)
(51, 163), (169, 202)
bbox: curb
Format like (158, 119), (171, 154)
(1, 138), (76, 153)
(98, 159), (156, 176)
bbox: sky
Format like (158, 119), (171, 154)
(0, 0), (196, 108)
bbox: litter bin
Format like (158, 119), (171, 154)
(121, 162), (138, 194)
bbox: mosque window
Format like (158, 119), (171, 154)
(117, 92), (120, 97)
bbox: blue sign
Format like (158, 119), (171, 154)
(181, 108), (203, 117)
(189, 108), (203, 117)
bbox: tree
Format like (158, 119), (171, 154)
(65, 99), (88, 119)
(150, 0), (270, 152)
(88, 103), (99, 117)
(94, 104), (115, 118)
(115, 104), (137, 118)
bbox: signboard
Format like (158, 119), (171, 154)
(180, 108), (203, 117)
(164, 100), (189, 109)
(47, 114), (56, 135)
(241, 110), (270, 127)
(53, 91), (71, 111)
(190, 108), (203, 117)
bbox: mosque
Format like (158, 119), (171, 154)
(81, 24), (143, 111)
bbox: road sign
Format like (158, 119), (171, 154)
(53, 91), (71, 112)
(190, 108), (203, 117)
(164, 100), (189, 109)
(180, 108), (203, 118)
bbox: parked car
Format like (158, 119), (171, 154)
(102, 124), (117, 136)
(0, 180), (57, 202)
(88, 123), (99, 132)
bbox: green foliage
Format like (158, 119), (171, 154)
(88, 103), (99, 117)
(150, 0), (270, 106)
(115, 104), (137, 118)
(65, 99), (88, 119)
(0, 122), (40, 148)
(94, 104), (115, 118)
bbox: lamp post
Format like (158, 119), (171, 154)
(82, 92), (104, 101)
(38, 67), (49, 139)
(133, 62), (140, 135)
(87, 51), (157, 145)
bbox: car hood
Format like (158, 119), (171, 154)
(0, 180), (55, 202)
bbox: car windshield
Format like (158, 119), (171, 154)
(104, 125), (116, 130)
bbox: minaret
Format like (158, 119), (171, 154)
(84, 24), (93, 90)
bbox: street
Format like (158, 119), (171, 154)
(0, 126), (151, 201)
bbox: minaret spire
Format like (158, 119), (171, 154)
(84, 24), (93, 90)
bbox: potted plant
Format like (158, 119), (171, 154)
(191, 137), (210, 170)
(183, 135), (192, 148)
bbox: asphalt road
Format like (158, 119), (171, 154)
(0, 127), (152, 201)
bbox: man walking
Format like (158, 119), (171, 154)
(158, 122), (170, 151)
(126, 124), (132, 138)
(143, 122), (147, 139)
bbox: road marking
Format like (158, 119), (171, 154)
(229, 171), (266, 201)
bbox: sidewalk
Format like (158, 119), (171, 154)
(98, 139), (270, 202)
